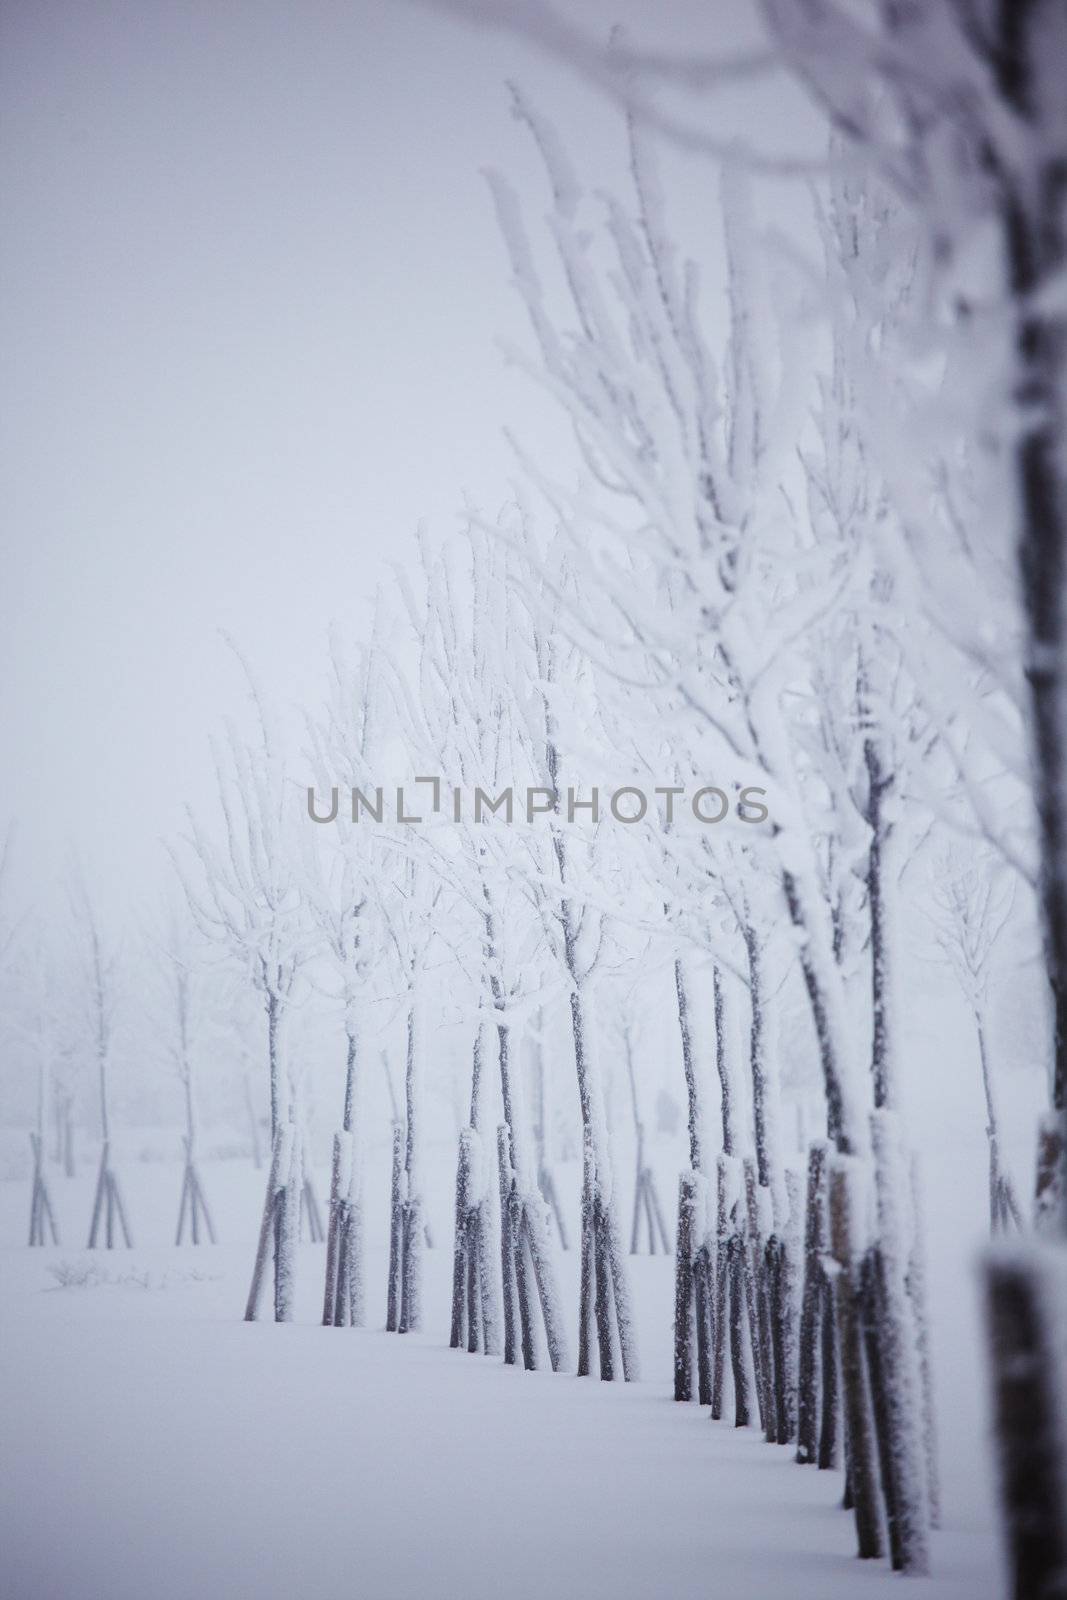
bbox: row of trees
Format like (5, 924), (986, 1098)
(424, 3), (1067, 1591)
(7, 3), (1065, 1585)
(1, 848), (276, 1251)
(156, 215), (1042, 1558)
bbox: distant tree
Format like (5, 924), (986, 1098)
(304, 630), (385, 1329)
(149, 902), (217, 1246)
(930, 852), (1023, 1233)
(68, 867), (132, 1249)
(174, 652), (311, 1319)
(386, 530), (564, 1365)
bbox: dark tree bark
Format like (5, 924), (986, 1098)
(28, 1131), (59, 1247)
(245, 1123), (289, 1321)
(868, 1111), (931, 1571)
(818, 1266), (839, 1470)
(497, 1122), (519, 1365)
(1005, 143), (1067, 1167)
(713, 965), (735, 1157)
(324, 1132), (346, 1326)
(694, 1242), (714, 1406)
(675, 959), (703, 1173)
(451, 1130), (472, 1350)
(863, 728), (894, 1111)
(593, 1198), (616, 1381)
(744, 1157), (773, 1438)
(711, 1154), (733, 1421)
(985, 1244), (1067, 1600)
(829, 1162), (884, 1560)
(955, 24), (1067, 1337)
(567, 987), (636, 1380)
(396, 1007), (424, 1333)
(386, 1121), (403, 1333)
(578, 1127), (595, 1377)
(324, 1024), (365, 1325)
(532, 1019), (569, 1251)
(626, 1030), (669, 1255)
(674, 1172), (696, 1401)
(728, 1235), (751, 1429)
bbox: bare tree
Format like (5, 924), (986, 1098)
(68, 869), (132, 1250)
(17, 947), (62, 1247)
(522, 546), (639, 1381)
(379, 856), (438, 1336)
(174, 656), (310, 1319)
(385, 529), (565, 1365)
(480, 87), (936, 1561)
(304, 631), (386, 1328)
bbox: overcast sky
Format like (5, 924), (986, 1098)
(1, 0), (821, 917)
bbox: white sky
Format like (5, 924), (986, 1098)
(1, 0), (822, 917)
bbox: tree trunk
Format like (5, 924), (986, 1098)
(398, 1004), (423, 1332)
(776, 1166), (803, 1444)
(829, 1159), (884, 1560)
(675, 959), (703, 1173)
(906, 1152), (940, 1523)
(818, 1260), (839, 1470)
(713, 965), (736, 1156)
(1001, 49), (1067, 1183)
(523, 1193), (569, 1371)
(985, 1241), (1067, 1600)
(386, 1121), (403, 1333)
(578, 1126), (595, 1376)
(744, 1157), (773, 1437)
(743, 922), (782, 1207)
(674, 1171), (696, 1401)
(569, 982), (638, 1380)
(728, 1234), (751, 1429)
(797, 1141), (829, 1463)
(451, 1129), (471, 1350)
(533, 1018), (568, 1251)
(864, 729), (894, 1111)
(694, 1240), (714, 1406)
(338, 1189), (364, 1326)
(869, 1111), (930, 1571)
(323, 1130), (352, 1325)
(398, 1193), (423, 1333)
(498, 1122), (519, 1366)
(711, 1153), (733, 1421)
(274, 1122), (300, 1322)
(266, 991), (282, 1142)
(28, 1132), (59, 1247)
(245, 1122), (291, 1321)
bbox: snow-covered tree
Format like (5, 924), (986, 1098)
(68, 867), (132, 1250)
(149, 902), (217, 1246)
(304, 630), (385, 1329)
(386, 529), (566, 1366)
(517, 534), (640, 1381)
(930, 851), (1023, 1232)
(174, 655), (311, 1319)
(484, 90), (933, 1562)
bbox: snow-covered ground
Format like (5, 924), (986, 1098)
(0, 1106), (1006, 1600)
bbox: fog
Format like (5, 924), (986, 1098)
(1, 0), (818, 913)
